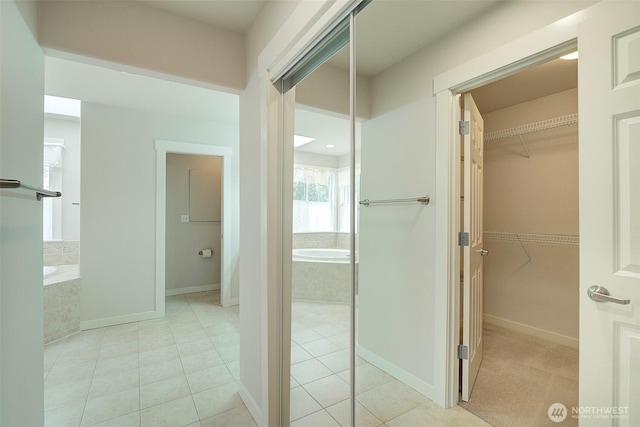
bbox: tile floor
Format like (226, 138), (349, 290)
(459, 323), (579, 427)
(290, 301), (490, 426)
(45, 293), (491, 427)
(44, 291), (255, 427)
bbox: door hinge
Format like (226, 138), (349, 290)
(457, 344), (468, 360)
(458, 231), (470, 246)
(459, 121), (470, 135)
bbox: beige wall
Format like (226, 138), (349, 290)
(482, 88), (579, 340)
(166, 154), (222, 293)
(39, 0), (244, 91)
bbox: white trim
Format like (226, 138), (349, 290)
(155, 139), (234, 313)
(238, 380), (263, 426)
(484, 314), (579, 349)
(80, 311), (158, 330)
(165, 283), (220, 296)
(357, 345), (435, 400)
(433, 1), (611, 409)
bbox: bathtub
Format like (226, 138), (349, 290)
(43, 266), (57, 278)
(293, 248), (350, 263)
(43, 264), (81, 343)
(292, 248), (350, 303)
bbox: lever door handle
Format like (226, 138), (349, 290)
(587, 285), (630, 305)
(477, 249), (489, 256)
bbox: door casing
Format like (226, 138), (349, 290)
(432, 1), (613, 408)
(155, 139), (234, 314)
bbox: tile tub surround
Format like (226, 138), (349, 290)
(44, 264), (81, 344)
(293, 232), (350, 250)
(292, 260), (350, 304)
(292, 233), (351, 304)
(44, 240), (80, 266)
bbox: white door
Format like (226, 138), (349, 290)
(461, 93), (485, 402)
(579, 2), (640, 426)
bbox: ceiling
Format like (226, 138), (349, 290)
(135, 0), (266, 34)
(470, 56), (578, 114)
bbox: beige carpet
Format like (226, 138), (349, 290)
(459, 323), (578, 427)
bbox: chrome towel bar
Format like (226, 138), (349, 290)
(359, 195), (430, 207)
(1, 179), (62, 201)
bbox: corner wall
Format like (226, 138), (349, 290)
(356, 1), (593, 401)
(0, 1), (45, 424)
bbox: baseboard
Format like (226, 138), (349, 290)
(165, 283), (220, 296)
(484, 314), (579, 349)
(225, 296), (240, 307)
(80, 310), (160, 330)
(237, 380), (262, 426)
(356, 344), (434, 400)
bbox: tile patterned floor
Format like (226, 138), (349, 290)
(45, 294), (491, 427)
(44, 291), (255, 427)
(290, 301), (490, 426)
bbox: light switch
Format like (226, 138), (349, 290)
(181, 215), (189, 223)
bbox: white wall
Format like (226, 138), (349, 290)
(39, 0), (244, 92)
(355, 1), (594, 400)
(166, 153), (222, 293)
(0, 1), (45, 425)
(44, 116), (81, 241)
(80, 103), (239, 326)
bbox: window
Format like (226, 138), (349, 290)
(43, 138), (64, 241)
(293, 165), (335, 232)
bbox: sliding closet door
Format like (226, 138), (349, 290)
(279, 19), (357, 425)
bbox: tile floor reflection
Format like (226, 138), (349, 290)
(290, 301), (490, 426)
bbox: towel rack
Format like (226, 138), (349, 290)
(359, 195), (430, 207)
(0, 179), (62, 201)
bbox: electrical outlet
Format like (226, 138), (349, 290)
(181, 215), (189, 223)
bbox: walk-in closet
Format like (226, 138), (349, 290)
(460, 57), (580, 427)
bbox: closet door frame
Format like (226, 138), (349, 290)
(432, 2), (613, 409)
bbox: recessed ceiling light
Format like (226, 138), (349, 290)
(560, 51), (579, 60)
(294, 135), (315, 148)
(326, 144), (335, 149)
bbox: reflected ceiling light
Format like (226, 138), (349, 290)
(560, 51), (579, 60)
(325, 144), (335, 149)
(294, 135), (315, 148)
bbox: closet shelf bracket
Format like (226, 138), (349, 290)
(516, 235), (532, 263)
(518, 135), (531, 159)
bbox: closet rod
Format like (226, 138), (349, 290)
(485, 113), (578, 142)
(0, 179), (62, 201)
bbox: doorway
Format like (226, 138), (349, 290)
(154, 140), (234, 311)
(458, 56), (580, 426)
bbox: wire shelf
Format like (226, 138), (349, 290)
(485, 113), (578, 142)
(484, 231), (579, 247)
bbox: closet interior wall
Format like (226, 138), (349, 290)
(482, 88), (579, 345)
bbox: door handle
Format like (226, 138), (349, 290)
(477, 249), (489, 256)
(587, 285), (630, 305)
